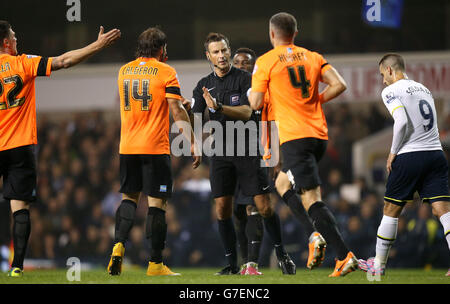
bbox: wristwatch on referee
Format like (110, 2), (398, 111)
(216, 102), (223, 112)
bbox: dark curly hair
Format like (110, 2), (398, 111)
(0, 20), (12, 43)
(135, 27), (167, 58)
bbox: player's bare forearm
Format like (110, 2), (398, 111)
(170, 99), (193, 136)
(320, 67), (347, 103)
(181, 96), (192, 113)
(249, 91), (265, 110)
(181, 97), (195, 131)
(319, 84), (346, 103)
(221, 105), (252, 121)
(51, 43), (100, 70)
(169, 98), (201, 167)
(51, 26), (120, 71)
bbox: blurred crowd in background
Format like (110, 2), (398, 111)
(5, 1), (450, 63)
(0, 103), (449, 271)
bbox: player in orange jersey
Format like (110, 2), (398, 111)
(0, 20), (120, 277)
(108, 27), (200, 277)
(249, 12), (357, 277)
(235, 47), (327, 272)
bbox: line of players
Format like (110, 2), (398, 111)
(1, 11), (449, 278)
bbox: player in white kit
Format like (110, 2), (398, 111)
(358, 54), (450, 276)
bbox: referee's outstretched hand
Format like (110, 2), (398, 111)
(202, 87), (218, 111)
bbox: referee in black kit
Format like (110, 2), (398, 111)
(191, 32), (295, 275)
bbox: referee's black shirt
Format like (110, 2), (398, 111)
(192, 66), (251, 124)
(192, 66), (259, 157)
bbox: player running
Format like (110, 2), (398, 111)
(249, 12), (358, 277)
(0, 20), (120, 277)
(107, 27), (200, 276)
(358, 54), (450, 276)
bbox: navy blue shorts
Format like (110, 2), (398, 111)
(384, 150), (450, 206)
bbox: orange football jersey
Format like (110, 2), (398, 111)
(118, 57), (181, 154)
(0, 54), (52, 151)
(252, 44), (332, 145)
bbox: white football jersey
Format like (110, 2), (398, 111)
(381, 79), (442, 155)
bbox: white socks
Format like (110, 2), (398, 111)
(373, 211), (450, 268)
(439, 212), (450, 251)
(375, 215), (398, 268)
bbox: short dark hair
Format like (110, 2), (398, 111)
(379, 53), (406, 71)
(204, 32), (230, 52)
(0, 20), (12, 42)
(234, 47), (256, 64)
(135, 27), (167, 58)
(270, 12), (297, 39)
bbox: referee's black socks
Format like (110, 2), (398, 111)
(282, 189), (316, 237)
(218, 218), (238, 269)
(233, 205), (249, 263)
(12, 209), (31, 270)
(263, 212), (287, 259)
(308, 201), (349, 260)
(114, 199), (137, 244)
(246, 213), (263, 263)
(146, 207), (167, 264)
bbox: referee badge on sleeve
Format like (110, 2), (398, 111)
(159, 185), (167, 192)
(230, 94), (240, 106)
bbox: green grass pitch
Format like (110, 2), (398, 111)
(0, 267), (448, 284)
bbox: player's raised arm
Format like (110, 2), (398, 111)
(319, 67), (347, 104)
(51, 26), (121, 71)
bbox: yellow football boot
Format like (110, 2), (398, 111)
(8, 267), (23, 277)
(146, 262), (180, 276)
(107, 242), (125, 276)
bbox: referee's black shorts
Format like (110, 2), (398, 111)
(234, 184), (255, 206)
(0, 145), (37, 202)
(119, 154), (172, 198)
(210, 156), (270, 199)
(281, 137), (327, 192)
